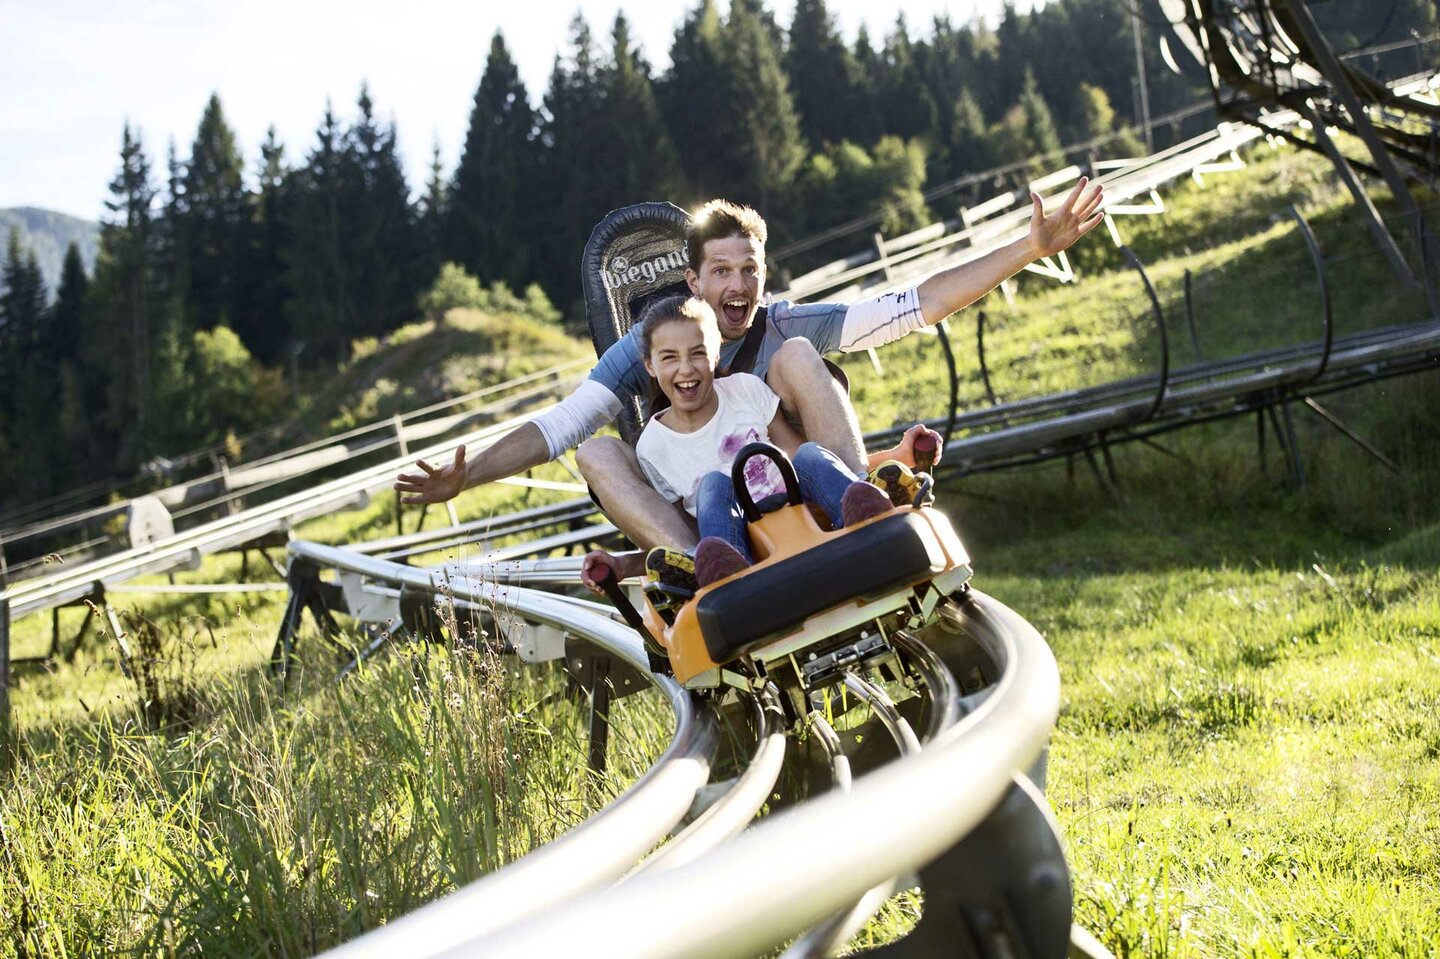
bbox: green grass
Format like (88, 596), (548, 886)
(977, 495), (1440, 957)
(5, 139), (1440, 956)
(4, 624), (673, 955)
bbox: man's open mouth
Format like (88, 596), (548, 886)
(721, 298), (749, 327)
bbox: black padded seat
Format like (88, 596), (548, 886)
(695, 511), (948, 664)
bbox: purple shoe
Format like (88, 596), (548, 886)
(694, 536), (752, 588)
(840, 481), (894, 527)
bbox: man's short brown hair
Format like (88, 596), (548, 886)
(686, 199), (768, 271)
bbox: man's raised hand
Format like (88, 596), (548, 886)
(394, 444), (468, 505)
(1028, 176), (1105, 260)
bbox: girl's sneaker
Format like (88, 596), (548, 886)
(840, 481), (894, 527)
(868, 460), (935, 509)
(694, 536), (751, 587)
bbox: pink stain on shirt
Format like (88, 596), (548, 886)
(722, 428), (785, 500)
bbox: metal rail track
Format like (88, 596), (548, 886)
(0, 359), (589, 548)
(423, 587), (1057, 959)
(284, 536), (1045, 958)
(287, 541), (727, 959)
(0, 412), (551, 620)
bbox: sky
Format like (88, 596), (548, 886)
(0, 0), (1035, 221)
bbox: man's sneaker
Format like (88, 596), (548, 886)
(840, 481), (893, 527)
(868, 460), (935, 509)
(643, 546), (697, 616)
(694, 536), (751, 588)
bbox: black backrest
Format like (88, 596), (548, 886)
(581, 202), (693, 445)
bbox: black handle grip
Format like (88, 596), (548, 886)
(593, 561), (672, 674)
(593, 562), (648, 634)
(913, 431), (938, 473)
(730, 442), (803, 523)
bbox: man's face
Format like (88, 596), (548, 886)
(685, 234), (766, 341)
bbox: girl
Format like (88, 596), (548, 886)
(583, 293), (936, 597)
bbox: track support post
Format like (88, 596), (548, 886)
(562, 636), (647, 778)
(863, 774), (1072, 959)
(1302, 397), (1401, 474)
(588, 657), (612, 775)
(270, 558), (341, 679)
(1, 596), (10, 772)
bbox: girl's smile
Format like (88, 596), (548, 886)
(644, 317), (720, 432)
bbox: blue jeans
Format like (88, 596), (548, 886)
(694, 443), (861, 562)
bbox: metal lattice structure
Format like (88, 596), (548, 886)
(1157, 0), (1439, 313)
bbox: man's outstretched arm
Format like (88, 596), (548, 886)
(916, 176), (1105, 325)
(394, 422), (552, 505)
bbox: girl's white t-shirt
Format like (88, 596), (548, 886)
(635, 373), (787, 517)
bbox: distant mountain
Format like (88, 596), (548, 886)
(0, 207), (100, 301)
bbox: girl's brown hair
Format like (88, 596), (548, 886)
(636, 294), (719, 358)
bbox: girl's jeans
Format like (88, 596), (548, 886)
(693, 442), (860, 562)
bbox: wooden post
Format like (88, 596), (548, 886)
(1, 598), (11, 771)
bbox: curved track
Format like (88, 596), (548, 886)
(289, 543), (723, 958)
(450, 587), (1057, 959)
(287, 540), (1055, 958)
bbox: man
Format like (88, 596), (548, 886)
(395, 181), (1105, 549)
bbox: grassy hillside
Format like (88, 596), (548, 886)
(245, 306), (591, 458)
(4, 139), (1439, 957)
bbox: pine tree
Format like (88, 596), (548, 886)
(1076, 81), (1142, 157)
(1, 229), (45, 397)
(45, 243), (89, 479)
(417, 140), (447, 290)
(1018, 67), (1062, 165)
(47, 243), (87, 366)
(599, 12), (685, 205)
(945, 88), (993, 178)
(88, 123), (161, 465)
(446, 31), (538, 291)
(283, 102), (350, 361)
(238, 126), (291, 362)
(0, 233), (51, 496)
(1024, 3), (1084, 142)
(537, 14), (607, 314)
(660, 0), (731, 197)
(876, 15), (939, 143)
(721, 0), (805, 211)
(160, 139), (188, 296)
(848, 24), (883, 147)
(992, 3), (1030, 117)
(793, 137), (928, 239)
(785, 0), (870, 148)
(181, 94), (247, 331)
(916, 15), (990, 178)
(1, 228), (46, 350)
(345, 84), (420, 337)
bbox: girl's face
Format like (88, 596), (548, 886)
(643, 318), (719, 417)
